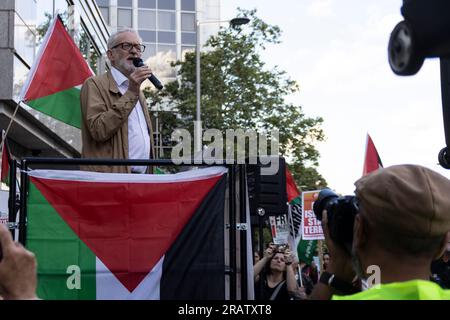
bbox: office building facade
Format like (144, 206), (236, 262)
(95, 0), (221, 84)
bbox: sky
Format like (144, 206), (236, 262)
(222, 0), (450, 194)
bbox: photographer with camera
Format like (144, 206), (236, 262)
(310, 164), (450, 300)
(253, 243), (300, 300)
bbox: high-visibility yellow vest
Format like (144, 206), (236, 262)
(332, 280), (450, 300)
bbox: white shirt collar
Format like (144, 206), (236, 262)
(110, 67), (129, 88)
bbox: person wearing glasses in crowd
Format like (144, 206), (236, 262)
(80, 29), (156, 173)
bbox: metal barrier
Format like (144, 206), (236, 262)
(14, 157), (251, 300)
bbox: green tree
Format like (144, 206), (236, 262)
(146, 9), (327, 189)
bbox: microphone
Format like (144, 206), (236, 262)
(132, 58), (164, 90)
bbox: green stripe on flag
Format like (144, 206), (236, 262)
(27, 87), (82, 129)
(290, 196), (301, 206)
(297, 239), (317, 265)
(27, 182), (96, 300)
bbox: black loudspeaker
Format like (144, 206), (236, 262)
(247, 157), (287, 221)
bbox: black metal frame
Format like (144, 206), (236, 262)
(16, 157), (252, 300)
(440, 57), (450, 167)
(7, 158), (18, 238)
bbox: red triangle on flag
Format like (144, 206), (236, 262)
(30, 175), (222, 292)
(22, 17), (92, 101)
(362, 134), (383, 176)
(285, 167), (300, 202)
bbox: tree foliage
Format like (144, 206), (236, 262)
(146, 9), (327, 190)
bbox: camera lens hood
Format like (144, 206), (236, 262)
(313, 188), (339, 221)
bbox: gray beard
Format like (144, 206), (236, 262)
(115, 59), (135, 76)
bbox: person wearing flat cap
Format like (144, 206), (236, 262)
(311, 164), (450, 300)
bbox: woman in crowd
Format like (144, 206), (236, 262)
(253, 244), (299, 300)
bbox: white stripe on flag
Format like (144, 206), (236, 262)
(28, 167), (227, 183)
(96, 256), (164, 300)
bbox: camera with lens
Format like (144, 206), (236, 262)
(312, 189), (359, 253)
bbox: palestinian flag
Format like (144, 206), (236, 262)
(286, 167), (301, 203)
(286, 168), (302, 253)
(297, 238), (317, 265)
(362, 134), (383, 176)
(19, 16), (93, 129)
(1, 137), (11, 186)
(26, 167), (227, 299)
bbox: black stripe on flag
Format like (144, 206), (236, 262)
(160, 175), (226, 299)
(289, 201), (302, 239)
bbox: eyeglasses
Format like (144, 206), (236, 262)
(111, 42), (146, 53)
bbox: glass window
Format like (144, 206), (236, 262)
(158, 31), (175, 44)
(142, 43), (156, 61)
(158, 44), (176, 57)
(34, 1), (67, 49)
(78, 25), (101, 73)
(118, 0), (132, 7)
(14, 13), (36, 66)
(55, 1), (69, 15)
(158, 11), (175, 30)
(157, 0), (175, 10)
(181, 32), (196, 45)
(157, 44), (176, 77)
(15, 0), (37, 25)
(139, 30), (156, 42)
(118, 8), (132, 28)
(138, 10), (156, 29)
(96, 0), (109, 6)
(99, 7), (109, 24)
(13, 55), (30, 101)
(181, 13), (195, 32)
(139, 0), (156, 8)
(181, 0), (195, 11)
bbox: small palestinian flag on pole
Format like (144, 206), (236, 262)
(26, 167), (227, 300)
(286, 167), (302, 259)
(286, 167), (301, 238)
(362, 134), (383, 176)
(19, 15), (93, 129)
(286, 167), (301, 204)
(1, 133), (11, 186)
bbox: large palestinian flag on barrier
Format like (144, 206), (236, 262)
(26, 167), (227, 299)
(19, 16), (93, 129)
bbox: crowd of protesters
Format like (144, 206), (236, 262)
(253, 164), (450, 300)
(2, 165), (450, 300)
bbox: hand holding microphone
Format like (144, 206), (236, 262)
(132, 58), (163, 90)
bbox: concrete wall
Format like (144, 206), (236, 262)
(0, 1), (14, 100)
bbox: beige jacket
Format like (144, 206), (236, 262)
(80, 71), (155, 173)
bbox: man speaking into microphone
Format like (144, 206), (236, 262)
(80, 29), (160, 173)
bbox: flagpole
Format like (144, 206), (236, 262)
(0, 101), (21, 150)
(288, 202), (304, 287)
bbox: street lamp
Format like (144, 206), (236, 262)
(195, 17), (250, 155)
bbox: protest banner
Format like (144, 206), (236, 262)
(301, 191), (324, 241)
